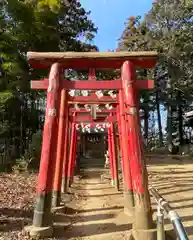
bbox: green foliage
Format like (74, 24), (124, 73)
(145, 0), (193, 92)
(0, 91), (19, 136)
(25, 130), (42, 164)
(36, 0), (61, 11)
(12, 130), (43, 172)
(0, 91), (14, 107)
(118, 1), (193, 151)
(0, 0), (98, 169)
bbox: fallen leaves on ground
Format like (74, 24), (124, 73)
(0, 172), (77, 240)
(0, 172), (37, 240)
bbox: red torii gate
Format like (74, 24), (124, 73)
(25, 51), (157, 239)
(68, 98), (143, 193)
(67, 107), (118, 190)
(69, 111), (117, 122)
(65, 96), (119, 193)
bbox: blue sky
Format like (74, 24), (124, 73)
(80, 0), (153, 51)
(79, 0), (167, 131)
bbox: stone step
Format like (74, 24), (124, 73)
(80, 160), (105, 164)
(80, 164), (104, 168)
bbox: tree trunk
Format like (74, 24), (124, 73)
(167, 76), (173, 153)
(167, 103), (173, 152)
(155, 89), (163, 146)
(177, 91), (183, 145)
(143, 69), (149, 148)
(143, 107), (149, 147)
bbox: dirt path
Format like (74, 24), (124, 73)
(147, 156), (193, 239)
(61, 157), (193, 240)
(1, 156), (193, 239)
(63, 172), (132, 240)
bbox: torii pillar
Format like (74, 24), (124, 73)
(52, 89), (68, 207)
(122, 61), (156, 239)
(25, 63), (61, 236)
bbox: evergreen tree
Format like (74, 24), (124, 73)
(0, 0), (98, 166)
(145, 0), (193, 152)
(118, 0), (193, 151)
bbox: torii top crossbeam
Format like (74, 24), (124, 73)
(27, 51), (158, 69)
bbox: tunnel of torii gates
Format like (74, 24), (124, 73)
(25, 51), (158, 239)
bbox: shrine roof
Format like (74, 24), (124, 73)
(27, 51), (158, 69)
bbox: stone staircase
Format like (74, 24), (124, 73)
(80, 156), (105, 169)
